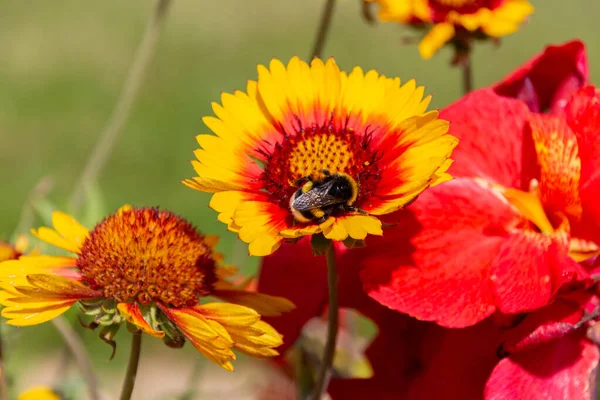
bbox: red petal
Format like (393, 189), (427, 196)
(565, 86), (600, 243)
(527, 114), (582, 220)
(441, 89), (531, 189)
(486, 332), (599, 400)
(489, 229), (582, 314)
(493, 40), (589, 114)
(361, 178), (518, 327)
(499, 299), (585, 355)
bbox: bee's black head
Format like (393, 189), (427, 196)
(328, 176), (354, 201)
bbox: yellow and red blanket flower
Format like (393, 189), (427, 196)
(0, 206), (294, 371)
(183, 56), (457, 256)
(493, 40), (589, 114)
(358, 85), (600, 328)
(366, 0), (533, 59)
(259, 239), (600, 399)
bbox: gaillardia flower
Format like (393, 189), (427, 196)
(365, 0), (534, 59)
(18, 387), (61, 400)
(0, 207), (294, 371)
(184, 56), (457, 256)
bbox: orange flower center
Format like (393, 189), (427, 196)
(260, 125), (382, 213)
(77, 208), (217, 308)
(429, 0), (503, 14)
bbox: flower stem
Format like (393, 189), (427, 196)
(311, 243), (339, 399)
(461, 53), (473, 95)
(309, 0), (337, 60)
(120, 332), (143, 400)
(68, 0), (173, 212)
(52, 316), (100, 400)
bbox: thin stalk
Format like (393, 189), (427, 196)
(309, 0), (337, 60)
(310, 244), (339, 399)
(120, 332), (143, 400)
(69, 0), (173, 212)
(52, 317), (100, 400)
(461, 54), (473, 95)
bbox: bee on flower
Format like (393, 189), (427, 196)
(0, 206), (294, 371)
(364, 0), (534, 60)
(184, 56), (457, 256)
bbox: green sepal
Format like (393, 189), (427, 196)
(310, 233), (331, 256)
(99, 324), (121, 361)
(342, 237), (365, 249)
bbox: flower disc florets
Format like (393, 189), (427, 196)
(262, 124), (382, 213)
(76, 207), (217, 308)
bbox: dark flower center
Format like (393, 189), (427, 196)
(259, 122), (383, 214)
(76, 208), (217, 308)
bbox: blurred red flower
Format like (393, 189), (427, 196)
(493, 40), (589, 114)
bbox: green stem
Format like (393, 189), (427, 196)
(310, 244), (339, 399)
(309, 0), (337, 60)
(461, 52), (473, 95)
(120, 332), (142, 400)
(68, 0), (173, 212)
(52, 317), (100, 400)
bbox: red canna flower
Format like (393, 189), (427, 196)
(360, 86), (600, 328)
(493, 40), (589, 114)
(259, 238), (600, 399)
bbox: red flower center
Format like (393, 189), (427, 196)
(429, 0), (504, 14)
(76, 208), (217, 308)
(259, 121), (383, 215)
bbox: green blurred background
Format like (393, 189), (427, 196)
(1, 0), (599, 398)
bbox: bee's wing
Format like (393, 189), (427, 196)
(292, 181), (344, 211)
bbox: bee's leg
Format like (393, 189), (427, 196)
(294, 176), (313, 187)
(345, 205), (369, 215)
(321, 169), (331, 177)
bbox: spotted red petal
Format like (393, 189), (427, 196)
(565, 86), (600, 244)
(361, 178), (517, 328)
(493, 40), (589, 114)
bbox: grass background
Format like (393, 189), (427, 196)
(1, 0), (599, 398)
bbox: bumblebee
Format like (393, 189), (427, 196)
(289, 170), (363, 223)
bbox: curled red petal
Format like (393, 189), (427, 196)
(493, 40), (589, 114)
(499, 299), (586, 355)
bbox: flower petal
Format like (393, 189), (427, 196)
(527, 114), (582, 219)
(2, 300), (75, 326)
(213, 289), (295, 317)
(159, 305), (236, 371)
(418, 23), (455, 60)
(493, 40), (589, 113)
(117, 303), (165, 338)
(486, 332), (599, 400)
(51, 211), (89, 252)
(361, 178), (518, 328)
(441, 89), (532, 188)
